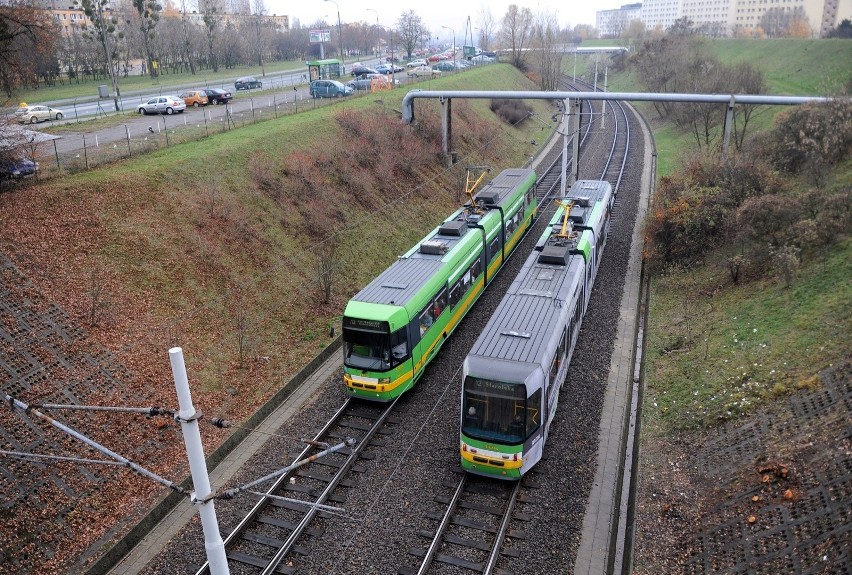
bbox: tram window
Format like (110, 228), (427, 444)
(527, 389), (542, 435)
(559, 328), (568, 361)
(471, 257), (482, 279)
(489, 237), (500, 260)
(450, 281), (462, 307)
(434, 287), (448, 319)
(549, 353), (559, 383)
(389, 328), (409, 366)
(419, 306), (434, 336)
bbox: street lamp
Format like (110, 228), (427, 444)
(324, 0), (344, 72)
(442, 25), (456, 66)
(367, 8), (394, 85)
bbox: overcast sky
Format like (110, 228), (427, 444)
(263, 0), (608, 42)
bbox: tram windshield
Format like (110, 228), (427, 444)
(462, 377), (534, 444)
(343, 318), (409, 371)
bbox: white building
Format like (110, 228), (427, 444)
(596, 3), (643, 36)
(597, 0), (851, 36)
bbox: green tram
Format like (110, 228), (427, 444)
(342, 168), (538, 401)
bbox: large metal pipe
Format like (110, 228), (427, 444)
(401, 90), (829, 125)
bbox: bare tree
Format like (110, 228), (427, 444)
(87, 265), (112, 328)
(178, 0), (197, 74)
(729, 62), (766, 151)
(75, 0), (124, 110)
(0, 2), (58, 95)
(315, 246), (336, 304)
(501, 4), (534, 69)
(531, 11), (561, 90)
(199, 0), (221, 72)
(132, 0), (162, 78)
(476, 7), (496, 50)
(396, 10), (429, 59)
(759, 7), (812, 38)
(251, 0), (266, 74)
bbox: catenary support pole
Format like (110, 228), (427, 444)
(722, 95), (735, 160)
(571, 99), (581, 185)
(169, 347), (229, 575)
(561, 98), (569, 197)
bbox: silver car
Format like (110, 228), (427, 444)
(137, 95), (187, 115)
(14, 105), (65, 124)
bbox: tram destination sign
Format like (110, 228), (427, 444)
(343, 317), (388, 331)
(467, 377), (520, 396)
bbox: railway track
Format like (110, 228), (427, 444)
(193, 397), (400, 575)
(398, 473), (536, 575)
(163, 75), (643, 575)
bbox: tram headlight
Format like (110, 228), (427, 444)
(379, 377), (390, 384)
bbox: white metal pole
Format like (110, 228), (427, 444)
(169, 347), (230, 575)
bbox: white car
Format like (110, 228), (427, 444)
(137, 95), (187, 115)
(407, 65), (441, 78)
(407, 59), (428, 68)
(14, 105), (65, 124)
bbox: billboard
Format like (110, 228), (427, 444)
(309, 29), (331, 44)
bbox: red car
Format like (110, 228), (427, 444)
(427, 54), (442, 63)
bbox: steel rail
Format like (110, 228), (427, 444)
(260, 397), (400, 575)
(414, 474), (468, 575)
(482, 479), (523, 574)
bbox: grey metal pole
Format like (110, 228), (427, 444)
(722, 95), (735, 160)
(571, 99), (581, 185)
(561, 98), (569, 197)
(573, 51), (577, 82)
(169, 347), (229, 575)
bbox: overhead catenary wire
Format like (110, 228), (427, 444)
(208, 437), (356, 501)
(13, 97), (548, 406)
(0, 449), (127, 467)
(4, 393), (188, 496)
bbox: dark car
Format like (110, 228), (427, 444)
(309, 79), (353, 98)
(350, 65), (377, 77)
(235, 77), (262, 90)
(0, 157), (38, 179)
(203, 88), (233, 105)
(433, 61), (457, 72)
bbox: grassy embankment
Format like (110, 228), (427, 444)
(599, 38), (852, 434)
(0, 63), (557, 420)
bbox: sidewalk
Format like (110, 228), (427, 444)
(573, 109), (654, 575)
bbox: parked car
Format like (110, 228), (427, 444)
(179, 90), (209, 107)
(407, 65), (440, 78)
(407, 59), (428, 68)
(234, 76), (262, 90)
(347, 74), (392, 91)
(375, 63), (403, 75)
(14, 105), (65, 124)
(309, 79), (354, 98)
(137, 95), (186, 115)
(433, 61), (457, 72)
(0, 157), (38, 179)
(350, 65), (377, 77)
(203, 88), (233, 105)
(470, 54), (496, 63)
(427, 54), (442, 63)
